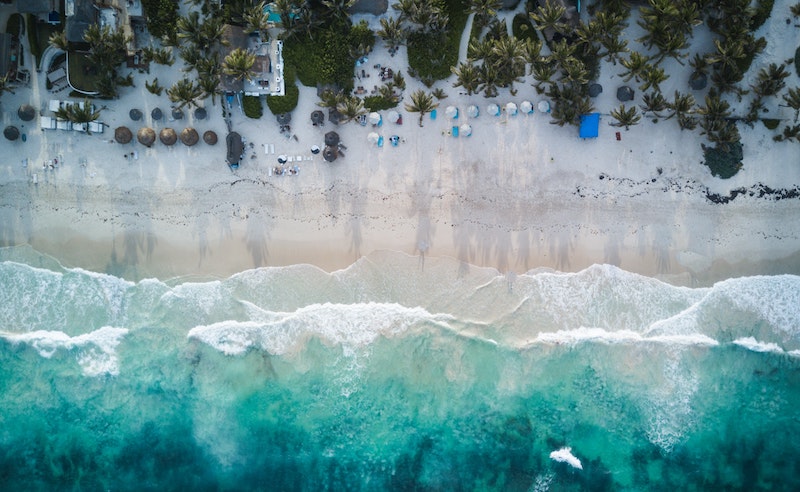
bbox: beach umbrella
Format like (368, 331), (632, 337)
(180, 127), (199, 146)
(129, 108), (143, 121)
(616, 86), (634, 102)
(277, 155), (287, 163)
(445, 105), (458, 119)
(506, 102), (518, 115)
(4, 125), (20, 141)
(277, 112), (291, 125)
(487, 103), (500, 116)
(194, 107), (207, 120)
(328, 108), (342, 125)
(589, 83), (603, 98)
(386, 110), (400, 124)
(325, 131), (340, 147)
(203, 130), (218, 145)
(460, 123), (472, 136)
(18, 104), (36, 121)
(137, 127), (156, 147)
(159, 127), (177, 145)
(368, 111), (382, 125)
(689, 72), (707, 91)
(151, 107), (163, 121)
(367, 132), (380, 144)
(311, 145), (320, 154)
(520, 100), (533, 114)
(171, 108), (184, 120)
(311, 110), (324, 126)
(467, 105), (479, 118)
(537, 100), (550, 113)
(323, 146), (338, 162)
(114, 126), (133, 144)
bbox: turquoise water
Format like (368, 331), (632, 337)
(1, 247), (799, 491)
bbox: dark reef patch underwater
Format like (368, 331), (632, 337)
(1, 248), (799, 491)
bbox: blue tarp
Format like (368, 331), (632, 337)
(579, 113), (600, 138)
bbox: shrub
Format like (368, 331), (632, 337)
(751, 0), (775, 30)
(141, 0), (178, 40)
(795, 46), (800, 77)
(703, 142), (744, 179)
(266, 68), (299, 114)
(407, 0), (469, 82)
(243, 95), (263, 119)
(512, 13), (538, 43)
(26, 14), (40, 62)
(364, 95), (398, 111)
(6, 13), (23, 36)
(762, 118), (780, 130)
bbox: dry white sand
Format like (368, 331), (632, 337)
(1, 4), (799, 285)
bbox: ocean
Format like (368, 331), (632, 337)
(1, 246), (799, 491)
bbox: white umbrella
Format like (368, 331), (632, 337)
(520, 100), (533, 114)
(538, 100), (550, 113)
(367, 132), (380, 144)
(460, 123), (472, 136)
(445, 105), (459, 119)
(467, 105), (479, 118)
(487, 103), (500, 116)
(386, 110), (400, 123)
(506, 102), (518, 115)
(368, 112), (382, 125)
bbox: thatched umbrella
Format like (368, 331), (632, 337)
(616, 86), (634, 102)
(323, 145), (338, 162)
(4, 126), (20, 141)
(324, 131), (339, 147)
(151, 107), (163, 121)
(588, 83), (603, 98)
(277, 112), (292, 125)
(114, 126), (133, 144)
(160, 127), (177, 145)
(180, 127), (199, 146)
(137, 127), (156, 147)
(172, 108), (184, 120)
(328, 108), (342, 125)
(689, 72), (707, 91)
(311, 110), (324, 126)
(203, 130), (218, 145)
(194, 107), (207, 120)
(18, 104), (36, 121)
(129, 109), (143, 121)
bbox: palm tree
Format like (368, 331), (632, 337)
(751, 63), (790, 98)
(145, 78), (164, 95)
(198, 74), (220, 105)
(601, 35), (628, 65)
(561, 57), (589, 86)
(55, 99), (101, 134)
(223, 48), (256, 82)
(491, 36), (527, 91)
(405, 89), (438, 127)
(639, 64), (668, 92)
(49, 31), (69, 51)
(698, 91), (731, 121)
(177, 11), (203, 47)
(244, 1), (271, 42)
(168, 79), (203, 109)
(322, 0), (356, 25)
(641, 91), (668, 117)
(479, 64), (499, 98)
(781, 87), (800, 122)
(318, 89), (347, 109)
(0, 74), (15, 99)
(431, 88), (447, 100)
(531, 61), (556, 93)
(706, 38), (744, 76)
(377, 17), (405, 52)
(469, 0), (502, 28)
(666, 90), (695, 120)
(530, 0), (567, 37)
(610, 104), (641, 130)
(336, 96), (367, 123)
(619, 51), (649, 82)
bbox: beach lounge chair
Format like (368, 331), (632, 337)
(377, 136), (384, 147)
(430, 109), (437, 120)
(452, 126), (459, 137)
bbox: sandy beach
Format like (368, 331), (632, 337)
(1, 4), (799, 286)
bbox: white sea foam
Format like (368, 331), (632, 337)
(715, 276), (800, 336)
(525, 327), (718, 347)
(549, 447), (582, 470)
(188, 302), (448, 356)
(733, 337), (785, 354)
(2, 326), (128, 376)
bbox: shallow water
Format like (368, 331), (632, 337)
(1, 247), (799, 491)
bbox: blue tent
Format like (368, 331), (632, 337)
(579, 113), (600, 138)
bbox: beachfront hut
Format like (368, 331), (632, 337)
(506, 102), (518, 116)
(137, 127), (156, 147)
(323, 146), (338, 162)
(368, 112), (382, 126)
(538, 100), (551, 113)
(277, 113), (292, 125)
(172, 108), (184, 120)
(367, 132), (380, 144)
(445, 106), (459, 119)
(18, 104), (36, 121)
(467, 105), (479, 118)
(114, 126), (133, 144)
(226, 131), (244, 168)
(180, 128), (199, 146)
(589, 83), (603, 98)
(487, 103), (500, 116)
(579, 113), (600, 138)
(160, 128), (177, 145)
(460, 123), (472, 136)
(4, 126), (20, 141)
(520, 100), (533, 114)
(325, 131), (340, 147)
(616, 86), (634, 102)
(129, 109), (143, 121)
(311, 110), (325, 126)
(203, 130), (218, 145)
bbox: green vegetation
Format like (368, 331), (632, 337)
(26, 15), (41, 64)
(751, 0), (775, 31)
(762, 119), (780, 130)
(795, 46), (800, 77)
(6, 13), (23, 36)
(266, 68), (299, 114)
(511, 13), (537, 43)
(364, 94), (398, 111)
(243, 95), (263, 119)
(141, 0), (179, 40)
(407, 0), (469, 83)
(703, 143), (743, 179)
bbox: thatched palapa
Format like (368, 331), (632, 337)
(180, 127), (199, 146)
(115, 126), (133, 144)
(160, 128), (177, 145)
(137, 127), (156, 147)
(203, 130), (218, 145)
(18, 104), (36, 121)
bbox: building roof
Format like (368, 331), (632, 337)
(227, 132), (244, 167)
(0, 33), (13, 77)
(220, 25), (248, 93)
(17, 0), (51, 14)
(66, 0), (98, 43)
(579, 113), (600, 139)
